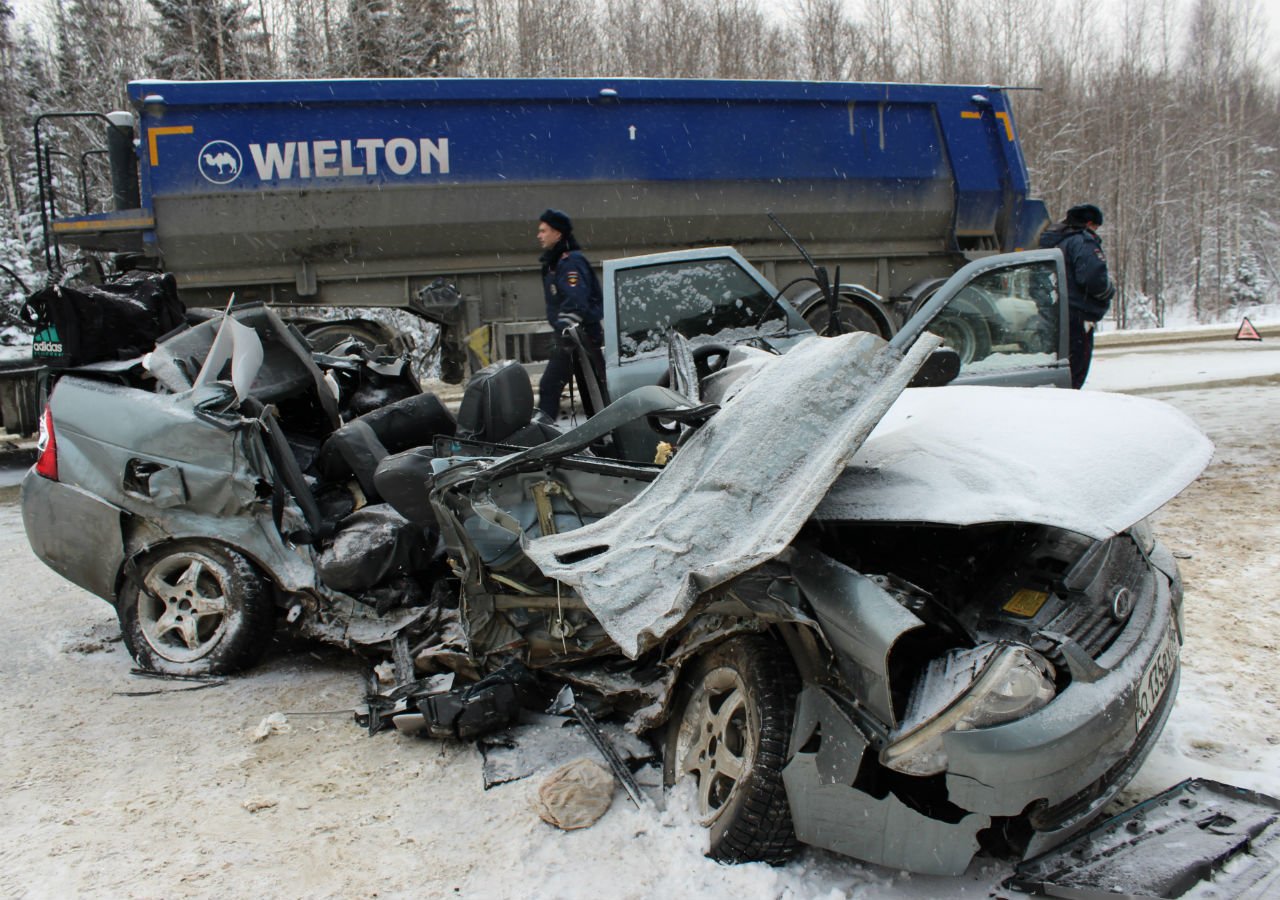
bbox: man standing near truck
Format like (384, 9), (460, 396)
(535, 209), (608, 421)
(1039, 204), (1116, 389)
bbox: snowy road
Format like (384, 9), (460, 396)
(0, 344), (1277, 899)
(1089, 334), (1280, 393)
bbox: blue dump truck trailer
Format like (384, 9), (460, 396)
(44, 77), (1048, 379)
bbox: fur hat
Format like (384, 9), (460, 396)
(1066, 204), (1104, 227)
(539, 208), (573, 235)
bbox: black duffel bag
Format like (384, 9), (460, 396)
(21, 271), (186, 368)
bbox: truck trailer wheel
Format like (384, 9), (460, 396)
(663, 635), (801, 865)
(117, 542), (274, 676)
(803, 297), (886, 338)
(302, 320), (397, 354)
(929, 311), (991, 364)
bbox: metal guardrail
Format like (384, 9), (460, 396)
(1096, 321), (1279, 347)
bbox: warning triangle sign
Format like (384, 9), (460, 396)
(1235, 317), (1262, 341)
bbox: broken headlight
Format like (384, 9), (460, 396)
(880, 643), (1056, 777)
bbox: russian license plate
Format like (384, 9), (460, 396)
(1136, 623), (1179, 733)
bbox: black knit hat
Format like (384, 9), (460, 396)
(539, 208), (573, 234)
(1066, 204), (1103, 227)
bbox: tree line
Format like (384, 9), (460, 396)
(1, 0), (1276, 330)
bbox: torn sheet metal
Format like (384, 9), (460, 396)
(1008, 778), (1280, 900)
(817, 386), (1213, 540)
(525, 331), (940, 658)
(783, 753), (987, 877)
(195, 312), (264, 401)
(789, 546), (924, 726)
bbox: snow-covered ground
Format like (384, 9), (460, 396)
(0, 341), (1277, 899)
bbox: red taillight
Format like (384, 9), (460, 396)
(35, 406), (58, 481)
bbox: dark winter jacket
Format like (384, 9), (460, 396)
(1039, 223), (1115, 321)
(542, 243), (604, 340)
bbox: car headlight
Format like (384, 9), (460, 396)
(880, 643), (1056, 776)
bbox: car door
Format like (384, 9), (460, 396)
(892, 249), (1070, 388)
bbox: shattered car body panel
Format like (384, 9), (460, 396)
(777, 540), (1183, 874)
(25, 373), (325, 594)
(45, 376), (265, 517)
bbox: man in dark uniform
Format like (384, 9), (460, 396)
(535, 208), (608, 421)
(1039, 203), (1116, 389)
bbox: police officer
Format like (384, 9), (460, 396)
(535, 208), (607, 421)
(1039, 203), (1116, 389)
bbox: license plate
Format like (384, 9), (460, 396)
(1135, 623), (1179, 733)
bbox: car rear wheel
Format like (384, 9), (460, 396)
(118, 542), (274, 676)
(663, 635), (800, 865)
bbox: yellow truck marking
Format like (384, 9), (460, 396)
(148, 125), (194, 165)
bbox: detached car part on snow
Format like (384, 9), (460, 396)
(21, 251), (1214, 876)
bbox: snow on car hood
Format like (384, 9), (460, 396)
(525, 331), (941, 658)
(815, 385), (1213, 539)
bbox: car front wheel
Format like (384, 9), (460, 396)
(663, 634), (800, 865)
(118, 542), (274, 676)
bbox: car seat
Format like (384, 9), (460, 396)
(455, 360), (561, 446)
(318, 392), (457, 501)
(373, 361), (559, 529)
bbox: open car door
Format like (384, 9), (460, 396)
(894, 249), (1071, 388)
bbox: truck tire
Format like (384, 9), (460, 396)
(117, 541), (274, 676)
(803, 296), (886, 338)
(930, 311), (992, 364)
(663, 635), (801, 865)
(302, 320), (396, 353)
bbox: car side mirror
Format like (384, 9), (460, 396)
(908, 347), (961, 388)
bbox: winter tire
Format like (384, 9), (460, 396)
(664, 634), (801, 865)
(118, 542), (274, 676)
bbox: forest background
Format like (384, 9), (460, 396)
(0, 0), (1276, 336)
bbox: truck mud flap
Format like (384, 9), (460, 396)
(1008, 778), (1280, 899)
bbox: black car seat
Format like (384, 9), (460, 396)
(318, 392), (456, 501)
(374, 361), (559, 528)
(455, 360), (560, 446)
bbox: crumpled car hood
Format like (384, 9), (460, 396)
(525, 331), (941, 658)
(815, 385), (1213, 539)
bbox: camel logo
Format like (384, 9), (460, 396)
(198, 140), (243, 184)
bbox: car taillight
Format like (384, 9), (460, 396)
(35, 406), (58, 481)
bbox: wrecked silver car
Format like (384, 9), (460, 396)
(21, 251), (1212, 875)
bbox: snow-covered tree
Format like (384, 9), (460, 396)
(147, 0), (272, 79)
(1228, 250), (1267, 309)
(340, 0), (469, 77)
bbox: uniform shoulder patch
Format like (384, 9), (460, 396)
(565, 271), (581, 287)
